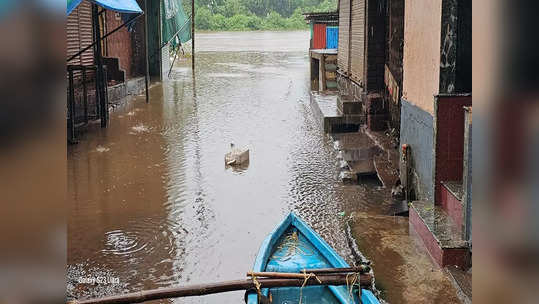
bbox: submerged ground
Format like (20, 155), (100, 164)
(68, 31), (460, 303)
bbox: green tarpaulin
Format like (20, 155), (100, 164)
(162, 0), (191, 47)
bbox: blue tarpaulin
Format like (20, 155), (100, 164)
(67, 0), (142, 15)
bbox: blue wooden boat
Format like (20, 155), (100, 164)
(247, 213), (379, 304)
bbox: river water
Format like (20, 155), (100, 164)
(67, 31), (392, 303)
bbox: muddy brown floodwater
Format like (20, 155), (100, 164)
(68, 31), (460, 304)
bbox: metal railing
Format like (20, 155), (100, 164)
(67, 64), (108, 143)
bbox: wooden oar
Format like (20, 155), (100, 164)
(247, 266), (371, 279)
(67, 274), (372, 304)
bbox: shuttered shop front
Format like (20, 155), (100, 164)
(67, 1), (94, 78)
(337, 0), (350, 74)
(350, 0), (366, 85)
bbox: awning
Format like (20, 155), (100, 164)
(67, 0), (143, 15)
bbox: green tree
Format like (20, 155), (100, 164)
(195, 6), (212, 30)
(222, 0), (248, 17)
(192, 0), (336, 31)
(210, 13), (227, 30)
(225, 14), (251, 30)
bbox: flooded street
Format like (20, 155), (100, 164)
(68, 31), (458, 303)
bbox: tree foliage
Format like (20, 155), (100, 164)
(192, 0), (337, 31)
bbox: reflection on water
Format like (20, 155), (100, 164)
(67, 31), (391, 303)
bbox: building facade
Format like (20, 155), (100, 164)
(401, 0), (471, 202)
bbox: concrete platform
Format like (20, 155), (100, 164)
(333, 132), (379, 176)
(310, 92), (364, 133)
(446, 265), (472, 304)
(410, 201), (470, 269)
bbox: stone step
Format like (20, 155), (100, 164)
(410, 201), (470, 269)
(337, 97), (363, 115)
(310, 92), (364, 133)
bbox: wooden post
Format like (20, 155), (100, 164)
(144, 0), (150, 103)
(320, 54), (326, 91)
(191, 0), (195, 72)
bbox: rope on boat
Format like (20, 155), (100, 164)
(346, 272), (362, 304)
(251, 272), (262, 304)
(298, 269), (321, 304)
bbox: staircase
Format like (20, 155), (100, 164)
(409, 199), (470, 269)
(309, 92), (364, 133)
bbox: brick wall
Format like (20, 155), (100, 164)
(105, 11), (133, 78)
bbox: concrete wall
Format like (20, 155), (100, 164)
(402, 0), (442, 115)
(400, 99), (435, 201)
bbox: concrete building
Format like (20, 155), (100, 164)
(336, 0), (388, 131)
(400, 0), (471, 203)
(401, 0), (472, 269)
(334, 0), (472, 270)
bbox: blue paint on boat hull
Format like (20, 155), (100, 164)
(247, 213), (379, 304)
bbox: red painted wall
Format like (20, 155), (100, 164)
(434, 95), (472, 204)
(105, 11), (133, 78)
(313, 24), (327, 49)
(441, 185), (463, 232)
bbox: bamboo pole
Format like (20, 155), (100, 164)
(191, 0), (195, 72)
(247, 267), (371, 279)
(67, 275), (372, 304)
(248, 272), (318, 279)
(247, 269), (370, 279)
(303, 266), (371, 274)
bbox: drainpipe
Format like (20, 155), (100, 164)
(400, 144), (410, 201)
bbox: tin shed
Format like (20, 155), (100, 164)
(326, 26), (339, 49)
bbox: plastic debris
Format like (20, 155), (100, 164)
(225, 143), (249, 166)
